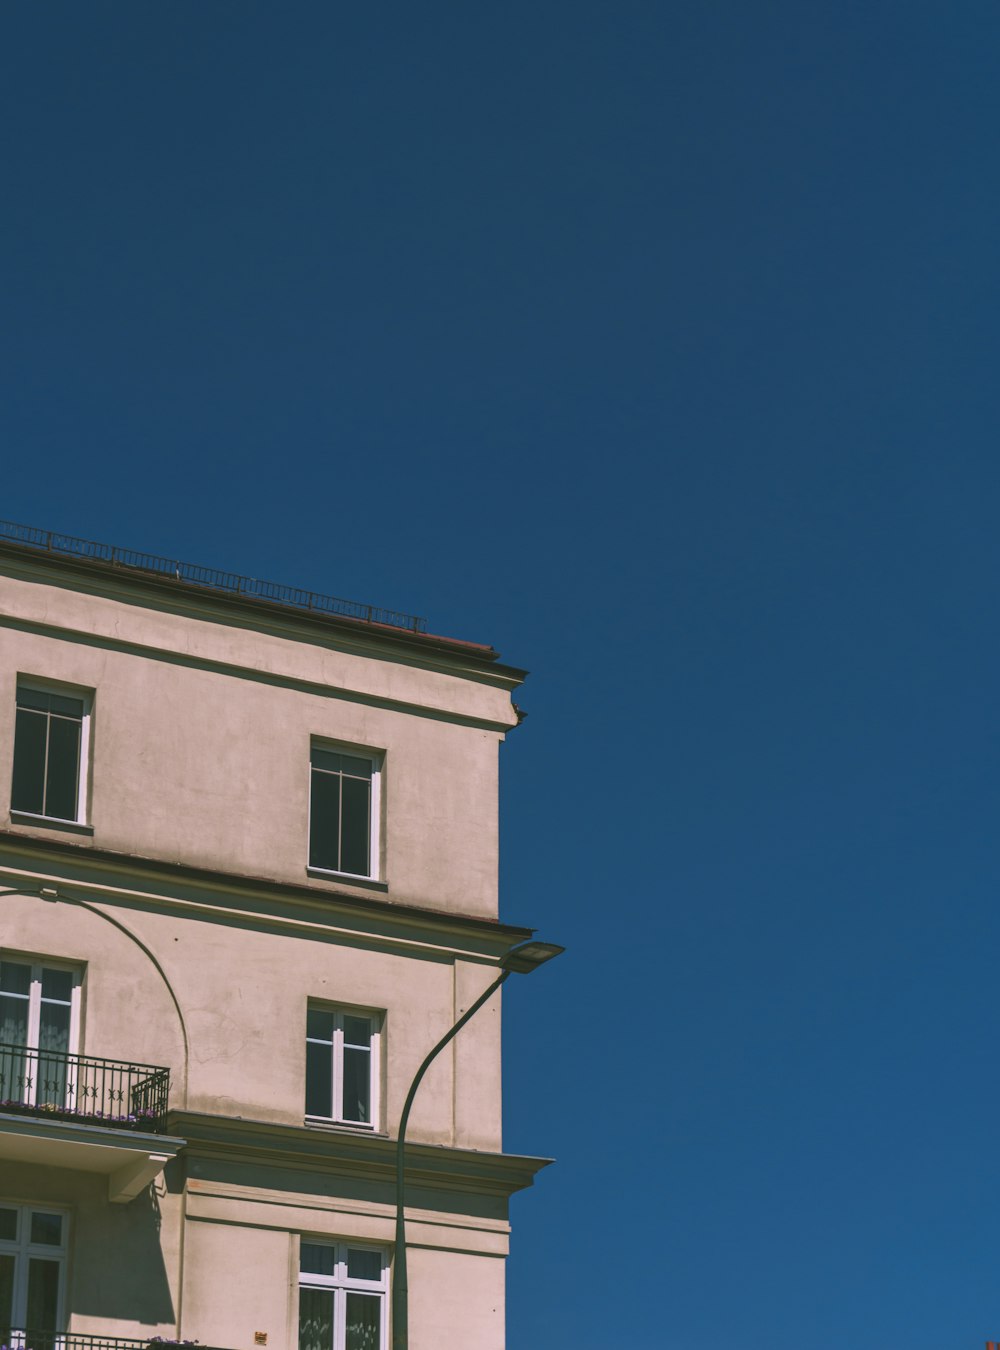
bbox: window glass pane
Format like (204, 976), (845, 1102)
(300, 1243), (336, 1277)
(298, 1286), (333, 1350)
(343, 1017), (371, 1048)
(0, 1252), (13, 1340)
(16, 687), (51, 712)
(0, 963), (31, 997)
(26, 1256), (60, 1332)
(48, 694), (83, 718)
(346, 1249), (382, 1282)
(340, 776), (371, 876)
(311, 748), (343, 773)
(45, 715), (81, 820)
(306, 1008), (335, 1042)
(36, 1026), (70, 1107)
(342, 1047), (371, 1124)
(0, 1043), (29, 1105)
(11, 708), (47, 815)
(305, 1041), (333, 1118)
(345, 1293), (381, 1350)
(39, 1001), (70, 1055)
(41, 969), (72, 1003)
(30, 1212), (62, 1247)
(0, 994), (29, 1048)
(339, 755), (372, 781)
(0, 1208), (16, 1242)
(309, 772), (341, 871)
(0, 980), (30, 1101)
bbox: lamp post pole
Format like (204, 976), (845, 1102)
(391, 940), (563, 1350)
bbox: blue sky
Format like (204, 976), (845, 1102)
(5, 4), (1000, 1346)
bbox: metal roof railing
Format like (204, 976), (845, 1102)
(0, 519), (426, 633)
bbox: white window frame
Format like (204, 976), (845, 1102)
(0, 956), (83, 1109)
(307, 741), (382, 882)
(0, 1200), (70, 1339)
(305, 1004), (381, 1132)
(11, 678), (93, 826)
(298, 1239), (388, 1350)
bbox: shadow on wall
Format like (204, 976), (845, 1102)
(71, 1180), (175, 1326)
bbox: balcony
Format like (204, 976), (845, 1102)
(0, 1045), (184, 1202)
(5, 1334), (232, 1350)
(0, 1044), (171, 1131)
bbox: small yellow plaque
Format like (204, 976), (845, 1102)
(254, 1336), (267, 1346)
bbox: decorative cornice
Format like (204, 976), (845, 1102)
(0, 831), (533, 958)
(169, 1110), (552, 1200)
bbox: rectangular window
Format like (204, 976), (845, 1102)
(305, 1005), (380, 1129)
(0, 1202), (68, 1343)
(309, 746), (380, 879)
(0, 959), (81, 1111)
(11, 683), (90, 824)
(299, 1240), (387, 1350)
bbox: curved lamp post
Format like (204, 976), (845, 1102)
(391, 939), (564, 1350)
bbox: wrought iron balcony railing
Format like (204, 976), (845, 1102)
(3, 1332), (229, 1350)
(0, 1044), (170, 1133)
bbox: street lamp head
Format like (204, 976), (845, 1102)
(499, 941), (565, 975)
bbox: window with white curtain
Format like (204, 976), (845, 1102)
(0, 1202), (68, 1342)
(298, 1241), (387, 1350)
(0, 958), (81, 1110)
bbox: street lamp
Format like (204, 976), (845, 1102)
(391, 939), (564, 1350)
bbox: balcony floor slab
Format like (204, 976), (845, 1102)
(0, 1112), (185, 1201)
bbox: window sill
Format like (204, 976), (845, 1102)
(306, 867), (388, 893)
(305, 1117), (386, 1138)
(10, 811), (94, 837)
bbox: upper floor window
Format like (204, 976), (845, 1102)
(0, 1202), (68, 1342)
(11, 683), (90, 824)
(305, 1004), (380, 1130)
(299, 1240), (387, 1350)
(308, 745), (381, 880)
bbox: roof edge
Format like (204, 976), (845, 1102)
(0, 535), (526, 677)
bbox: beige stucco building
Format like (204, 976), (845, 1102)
(0, 524), (552, 1350)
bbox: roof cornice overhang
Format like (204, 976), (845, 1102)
(0, 831), (533, 959)
(0, 540), (528, 685)
(170, 1110), (552, 1199)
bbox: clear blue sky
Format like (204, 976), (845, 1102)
(4, 4), (1000, 1346)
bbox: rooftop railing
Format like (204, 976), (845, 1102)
(0, 1045), (170, 1133)
(0, 518), (427, 634)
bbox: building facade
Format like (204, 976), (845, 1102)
(0, 525), (550, 1350)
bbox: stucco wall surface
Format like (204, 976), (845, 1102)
(182, 1187), (508, 1350)
(0, 886), (502, 1147)
(0, 563), (523, 918)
